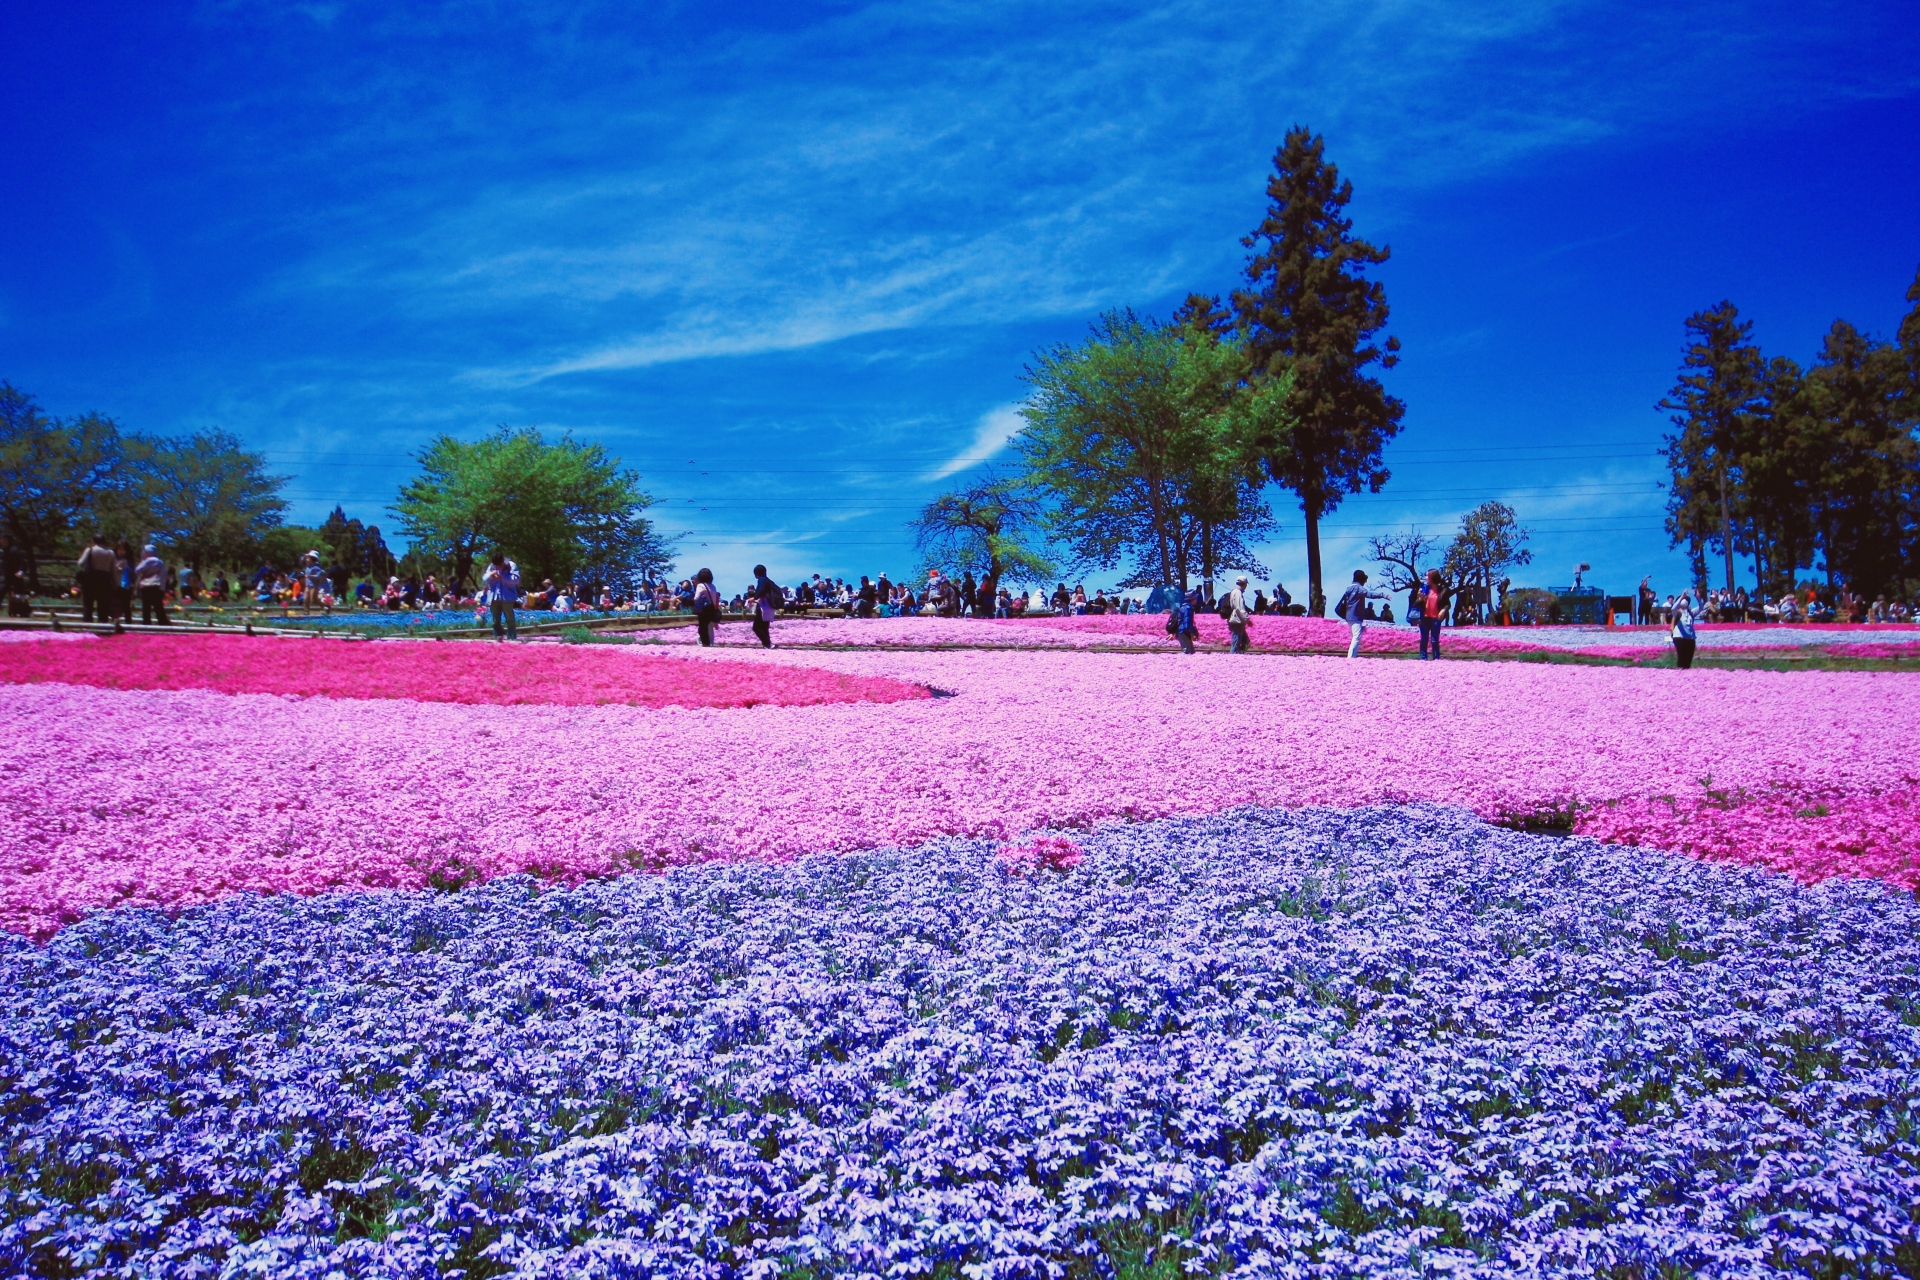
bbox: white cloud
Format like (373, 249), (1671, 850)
(922, 404), (1024, 482)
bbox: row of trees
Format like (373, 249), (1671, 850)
(0, 382), (288, 589)
(914, 127), (1403, 614)
(1663, 270), (1920, 598)
(0, 380), (674, 595)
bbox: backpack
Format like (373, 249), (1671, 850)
(1216, 594), (1234, 620)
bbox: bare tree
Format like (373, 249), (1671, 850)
(1366, 528), (1441, 594)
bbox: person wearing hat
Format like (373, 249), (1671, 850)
(301, 550), (329, 611)
(134, 544), (171, 625)
(1225, 574), (1254, 653)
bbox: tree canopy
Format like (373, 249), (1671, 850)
(0, 381), (288, 585)
(1659, 272), (1920, 597)
(393, 426), (673, 591)
(1016, 310), (1280, 591)
(910, 473), (1053, 603)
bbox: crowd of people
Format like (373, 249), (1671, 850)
(17, 529), (1918, 644)
(1637, 578), (1914, 625)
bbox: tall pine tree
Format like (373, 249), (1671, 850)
(1659, 302), (1765, 594)
(1232, 127), (1401, 614)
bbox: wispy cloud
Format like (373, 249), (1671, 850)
(273, 0), (1869, 382)
(923, 404), (1024, 482)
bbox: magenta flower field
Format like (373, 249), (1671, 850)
(0, 632), (928, 709)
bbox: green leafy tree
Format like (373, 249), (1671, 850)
(1659, 302), (1766, 594)
(1440, 501), (1532, 623)
(911, 473), (1053, 608)
(126, 431), (288, 571)
(1232, 126), (1402, 614)
(0, 383), (127, 589)
(1017, 311), (1277, 591)
(393, 426), (672, 592)
(260, 526), (332, 574)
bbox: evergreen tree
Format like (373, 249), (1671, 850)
(1658, 303), (1765, 594)
(1804, 320), (1914, 594)
(1232, 127), (1402, 614)
(1741, 357), (1819, 595)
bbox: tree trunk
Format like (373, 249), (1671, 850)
(1717, 461), (1736, 593)
(1305, 502), (1324, 615)
(1200, 520), (1215, 596)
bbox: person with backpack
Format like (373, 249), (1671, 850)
(1335, 569), (1390, 659)
(1670, 588), (1699, 669)
(691, 568), (721, 646)
(482, 552), (521, 640)
(1225, 575), (1253, 653)
(1166, 586), (1200, 654)
(1414, 570), (1446, 661)
(75, 533), (117, 623)
(750, 563), (780, 648)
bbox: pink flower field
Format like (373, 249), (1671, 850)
(5, 633), (1916, 938)
(649, 613), (1563, 654)
(0, 632), (929, 709)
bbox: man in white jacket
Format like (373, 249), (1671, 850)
(1226, 575), (1254, 653)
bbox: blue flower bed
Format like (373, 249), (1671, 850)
(3, 807), (1917, 1277)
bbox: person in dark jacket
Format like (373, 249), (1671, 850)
(690, 568), (721, 645)
(75, 534), (117, 622)
(1166, 587), (1201, 654)
(750, 564), (779, 648)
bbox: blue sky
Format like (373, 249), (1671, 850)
(4, 0), (1917, 597)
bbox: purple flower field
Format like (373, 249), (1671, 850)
(3, 806), (1916, 1279)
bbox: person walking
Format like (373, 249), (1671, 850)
(691, 568), (721, 646)
(133, 544), (171, 625)
(1226, 575), (1253, 653)
(1159, 587), (1190, 656)
(113, 540), (135, 622)
(482, 552), (521, 641)
(1416, 570), (1446, 661)
(750, 563), (779, 649)
(75, 533), (116, 623)
(1671, 588), (1699, 669)
(1334, 570), (1390, 659)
